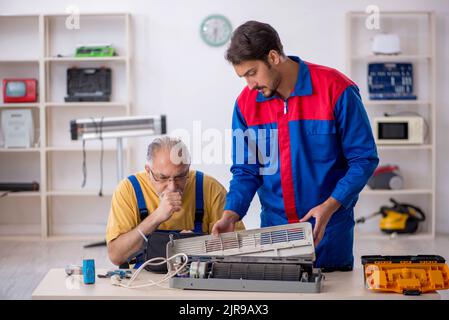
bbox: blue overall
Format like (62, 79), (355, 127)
(224, 56), (379, 270)
(125, 171), (205, 268)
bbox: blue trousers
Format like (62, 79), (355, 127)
(313, 212), (355, 270)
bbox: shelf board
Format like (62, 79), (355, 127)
(0, 191), (41, 197)
(0, 14), (40, 18)
(44, 235), (105, 241)
(51, 226), (108, 237)
(44, 12), (129, 17)
(0, 148), (40, 153)
(354, 231), (433, 240)
(0, 58), (39, 63)
(351, 54), (431, 62)
(47, 190), (113, 196)
(0, 224), (41, 237)
(45, 56), (127, 62)
(360, 189), (433, 195)
(45, 146), (117, 152)
(377, 145), (432, 151)
(348, 11), (432, 17)
(364, 100), (431, 106)
(0, 235), (43, 241)
(0, 103), (40, 108)
(45, 102), (127, 108)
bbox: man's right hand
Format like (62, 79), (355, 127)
(211, 210), (240, 236)
(152, 191), (182, 224)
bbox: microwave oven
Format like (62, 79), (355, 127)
(373, 116), (424, 145)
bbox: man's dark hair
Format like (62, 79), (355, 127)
(225, 20), (284, 65)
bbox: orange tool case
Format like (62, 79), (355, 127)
(361, 255), (449, 295)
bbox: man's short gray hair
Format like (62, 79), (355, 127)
(146, 136), (191, 166)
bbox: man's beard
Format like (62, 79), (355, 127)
(258, 73), (281, 98)
(261, 87), (276, 98)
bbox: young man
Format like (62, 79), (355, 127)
(106, 136), (244, 266)
(212, 21), (378, 271)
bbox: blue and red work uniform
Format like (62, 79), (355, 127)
(224, 56), (379, 270)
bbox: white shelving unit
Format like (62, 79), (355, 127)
(0, 13), (132, 238)
(346, 11), (436, 239)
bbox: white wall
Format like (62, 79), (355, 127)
(1, 0), (448, 233)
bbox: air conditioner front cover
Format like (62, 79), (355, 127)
(167, 222), (315, 260)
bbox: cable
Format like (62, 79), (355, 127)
(113, 253), (189, 289)
(81, 117), (104, 196)
(0, 191), (9, 198)
(88, 117), (99, 192)
(96, 117), (104, 197)
(120, 253), (188, 289)
(355, 211), (381, 224)
(81, 139), (87, 188)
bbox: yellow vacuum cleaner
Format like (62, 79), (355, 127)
(356, 198), (425, 234)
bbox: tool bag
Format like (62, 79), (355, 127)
(126, 171), (206, 273)
(361, 255), (449, 295)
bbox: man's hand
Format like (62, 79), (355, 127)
(211, 210), (240, 236)
(300, 197), (341, 247)
(152, 191), (182, 225)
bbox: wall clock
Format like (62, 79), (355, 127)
(200, 14), (232, 47)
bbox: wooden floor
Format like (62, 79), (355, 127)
(1, 235), (449, 299)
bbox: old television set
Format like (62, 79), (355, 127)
(2, 79), (38, 103)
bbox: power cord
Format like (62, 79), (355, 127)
(98, 117), (104, 197)
(80, 117), (105, 196)
(111, 253), (188, 289)
(81, 139), (87, 188)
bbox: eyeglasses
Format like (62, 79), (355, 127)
(149, 169), (189, 184)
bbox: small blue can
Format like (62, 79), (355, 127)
(82, 259), (95, 284)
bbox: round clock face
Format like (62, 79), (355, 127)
(200, 15), (232, 47)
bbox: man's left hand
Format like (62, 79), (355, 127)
(300, 197), (341, 247)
